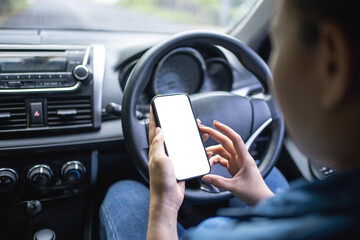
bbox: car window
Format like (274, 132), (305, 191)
(0, 0), (258, 33)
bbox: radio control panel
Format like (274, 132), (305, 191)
(0, 45), (93, 92)
(0, 44), (105, 133)
(0, 72), (75, 89)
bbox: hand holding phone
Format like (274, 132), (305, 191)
(151, 94), (211, 181)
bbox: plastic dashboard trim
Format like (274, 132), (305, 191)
(92, 44), (106, 129)
(0, 119), (124, 152)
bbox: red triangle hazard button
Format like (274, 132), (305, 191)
(30, 102), (44, 125)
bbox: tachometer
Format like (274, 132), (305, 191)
(200, 58), (233, 92)
(153, 48), (205, 95)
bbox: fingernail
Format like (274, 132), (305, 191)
(155, 127), (161, 134)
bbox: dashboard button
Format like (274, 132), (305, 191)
(23, 73), (34, 80)
(0, 168), (18, 192)
(0, 74), (11, 81)
(30, 102), (44, 125)
(61, 161), (86, 184)
(21, 81), (35, 88)
(36, 81), (51, 88)
(50, 81), (65, 87)
(44, 73), (54, 79)
(36, 74), (46, 79)
(52, 73), (61, 79)
(37, 80), (65, 88)
(7, 81), (21, 88)
(57, 73), (66, 79)
(36, 81), (44, 88)
(27, 165), (53, 187)
(73, 65), (89, 81)
(12, 74), (23, 80)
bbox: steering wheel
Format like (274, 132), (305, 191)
(122, 31), (284, 204)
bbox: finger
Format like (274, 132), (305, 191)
(213, 121), (249, 160)
(206, 144), (223, 153)
(206, 151), (213, 159)
(199, 125), (236, 156)
(148, 128), (177, 184)
(202, 133), (209, 142)
(201, 174), (234, 191)
(197, 120), (210, 142)
(206, 145), (232, 160)
(209, 155), (229, 168)
(149, 105), (157, 144)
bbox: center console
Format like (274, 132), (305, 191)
(0, 44), (104, 133)
(0, 44), (105, 239)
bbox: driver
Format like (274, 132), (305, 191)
(100, 0), (360, 239)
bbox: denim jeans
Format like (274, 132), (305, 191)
(99, 167), (289, 240)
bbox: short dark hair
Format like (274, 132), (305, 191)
(289, 0), (358, 48)
(289, 0), (360, 94)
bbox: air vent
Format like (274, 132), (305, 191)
(47, 98), (93, 127)
(0, 100), (27, 130)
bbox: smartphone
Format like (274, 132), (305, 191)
(151, 94), (211, 181)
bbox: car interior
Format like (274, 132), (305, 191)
(0, 0), (337, 239)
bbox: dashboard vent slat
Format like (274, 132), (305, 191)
(48, 104), (91, 109)
(0, 100), (27, 130)
(47, 98), (93, 127)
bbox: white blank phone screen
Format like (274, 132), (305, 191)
(153, 95), (210, 180)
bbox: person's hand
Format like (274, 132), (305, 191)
(199, 120), (274, 206)
(147, 106), (184, 240)
(148, 106), (185, 211)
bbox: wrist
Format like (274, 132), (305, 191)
(149, 195), (180, 217)
(232, 184), (274, 206)
(246, 187), (275, 206)
(147, 198), (179, 240)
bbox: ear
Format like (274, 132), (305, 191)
(318, 22), (353, 109)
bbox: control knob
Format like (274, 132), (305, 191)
(61, 161), (86, 184)
(0, 168), (18, 192)
(72, 65), (89, 81)
(28, 165), (53, 188)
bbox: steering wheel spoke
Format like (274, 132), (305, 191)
(245, 118), (272, 150)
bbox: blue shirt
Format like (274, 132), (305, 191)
(183, 167), (360, 239)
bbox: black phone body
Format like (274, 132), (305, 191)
(151, 94), (211, 181)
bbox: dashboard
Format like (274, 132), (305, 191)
(0, 29), (263, 193)
(119, 46), (233, 96)
(0, 29), (263, 239)
(117, 43), (260, 115)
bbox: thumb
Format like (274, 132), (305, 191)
(202, 174), (233, 191)
(150, 127), (166, 157)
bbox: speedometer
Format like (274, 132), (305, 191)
(152, 48), (205, 95)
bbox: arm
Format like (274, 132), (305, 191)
(148, 192), (180, 240)
(200, 120), (274, 206)
(147, 107), (184, 240)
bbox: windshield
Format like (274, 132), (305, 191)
(0, 0), (258, 33)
